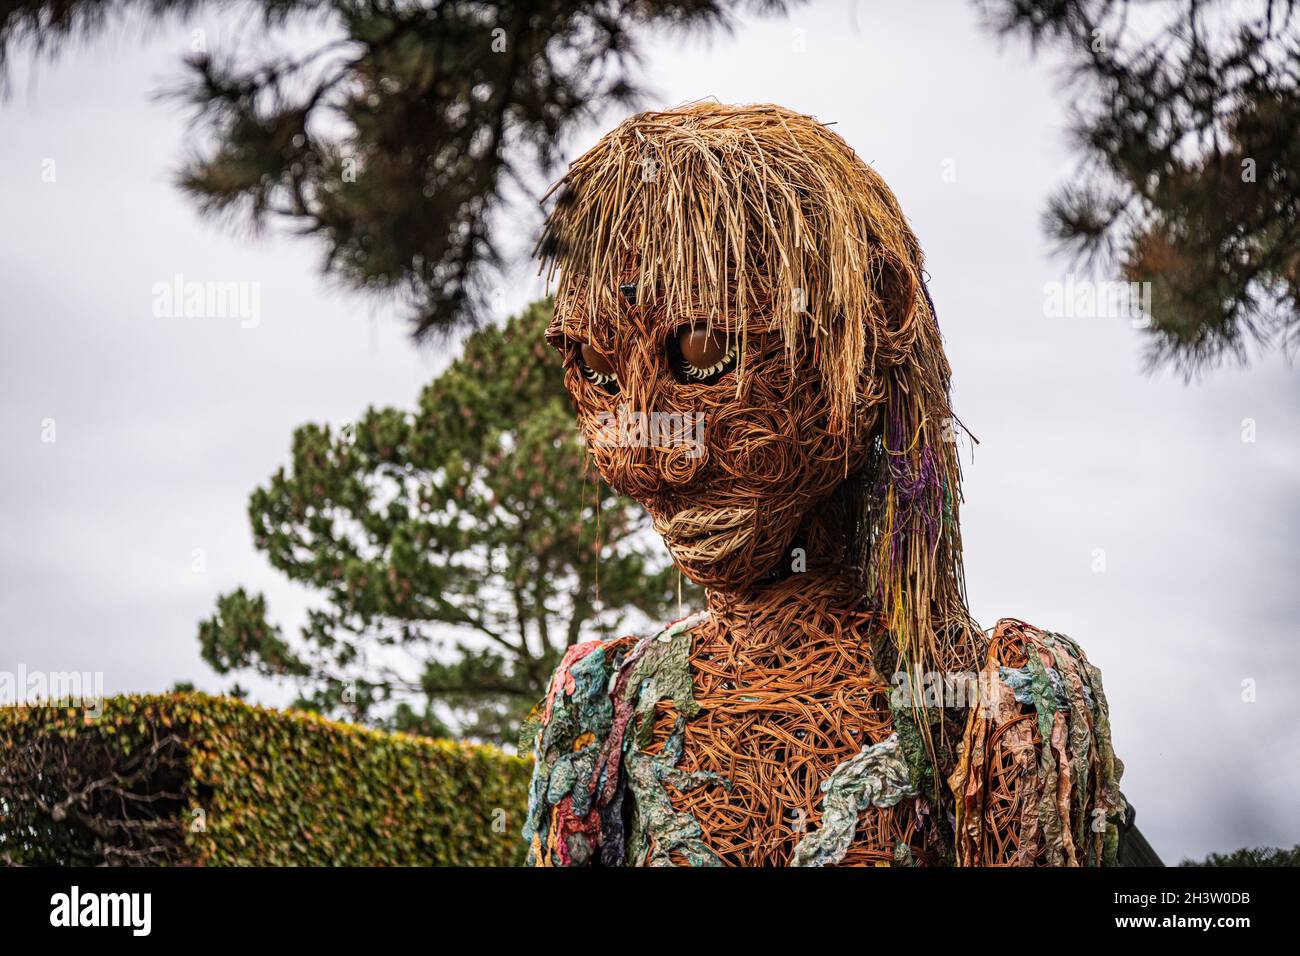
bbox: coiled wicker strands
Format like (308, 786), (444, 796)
(648, 574), (944, 867)
(522, 102), (1124, 867)
(950, 620), (1126, 867)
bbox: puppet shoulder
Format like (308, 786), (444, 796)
(947, 618), (1127, 866)
(520, 612), (724, 867)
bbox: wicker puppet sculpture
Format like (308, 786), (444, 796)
(522, 103), (1126, 867)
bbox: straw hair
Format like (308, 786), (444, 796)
(538, 102), (977, 737)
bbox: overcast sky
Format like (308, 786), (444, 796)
(2, 0), (1297, 864)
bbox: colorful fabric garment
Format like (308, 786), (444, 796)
(947, 619), (1127, 866)
(521, 612), (729, 867)
(523, 613), (1126, 867)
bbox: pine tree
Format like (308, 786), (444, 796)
(1181, 843), (1300, 867)
(980, 0), (1300, 374)
(0, 0), (794, 338)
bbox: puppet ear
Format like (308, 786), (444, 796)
(867, 247), (920, 367)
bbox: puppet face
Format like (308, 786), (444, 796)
(548, 275), (881, 591)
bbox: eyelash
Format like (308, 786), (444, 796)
(580, 364), (617, 387)
(678, 338), (738, 381)
(572, 344), (620, 395)
(571, 332), (740, 391)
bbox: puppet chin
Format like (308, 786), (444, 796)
(658, 507), (801, 590)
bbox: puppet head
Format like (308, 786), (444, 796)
(538, 102), (971, 673)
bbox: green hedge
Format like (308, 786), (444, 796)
(0, 693), (531, 866)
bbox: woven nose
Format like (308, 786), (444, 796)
(617, 335), (661, 411)
(608, 337), (708, 495)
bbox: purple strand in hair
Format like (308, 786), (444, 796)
(920, 278), (941, 332)
(876, 389), (945, 598)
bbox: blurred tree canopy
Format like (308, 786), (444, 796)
(0, 0), (792, 339)
(1180, 843), (1300, 866)
(4, 1), (1294, 373)
(197, 300), (691, 742)
(979, 0), (1300, 375)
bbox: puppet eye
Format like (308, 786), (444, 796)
(673, 325), (738, 383)
(576, 341), (619, 393)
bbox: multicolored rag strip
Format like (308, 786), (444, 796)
(521, 612), (729, 867)
(947, 619), (1127, 866)
(788, 733), (918, 867)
